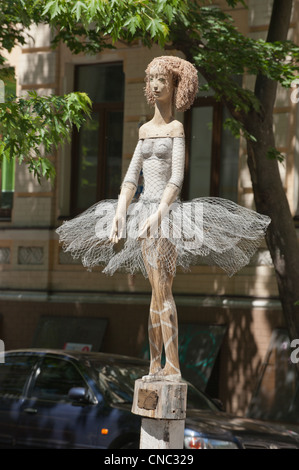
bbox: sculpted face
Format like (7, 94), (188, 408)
(149, 65), (174, 103)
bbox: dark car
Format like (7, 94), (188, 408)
(0, 349), (298, 449)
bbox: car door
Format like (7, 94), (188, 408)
(15, 355), (104, 449)
(0, 354), (38, 448)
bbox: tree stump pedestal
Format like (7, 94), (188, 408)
(131, 378), (187, 449)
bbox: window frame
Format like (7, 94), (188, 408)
(27, 355), (94, 403)
(0, 354), (39, 399)
(182, 96), (223, 200)
(70, 62), (124, 216)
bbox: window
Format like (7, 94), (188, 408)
(0, 355), (37, 398)
(183, 97), (240, 202)
(0, 67), (16, 220)
(141, 324), (227, 393)
(71, 63), (125, 214)
(30, 357), (87, 401)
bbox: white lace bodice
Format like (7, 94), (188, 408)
(123, 137), (185, 200)
(57, 135), (271, 278)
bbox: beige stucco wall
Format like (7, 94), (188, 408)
(1, 1), (298, 415)
(0, 13), (280, 299)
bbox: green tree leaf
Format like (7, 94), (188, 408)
(0, 92), (92, 183)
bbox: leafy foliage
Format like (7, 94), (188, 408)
(42, 0), (299, 117)
(44, 0), (187, 52)
(0, 92), (92, 183)
(0, 1), (93, 182)
(1, 0), (299, 180)
(223, 118), (257, 143)
(0, 0), (41, 65)
(267, 147), (286, 164)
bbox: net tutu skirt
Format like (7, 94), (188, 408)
(56, 196), (271, 278)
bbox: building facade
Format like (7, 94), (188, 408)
(0, 0), (299, 415)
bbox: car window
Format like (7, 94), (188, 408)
(186, 384), (219, 411)
(29, 357), (87, 402)
(0, 355), (37, 398)
(94, 361), (219, 410)
(97, 364), (148, 404)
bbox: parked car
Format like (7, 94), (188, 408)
(0, 349), (298, 449)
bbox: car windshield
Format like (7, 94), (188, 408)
(186, 384), (219, 411)
(93, 361), (218, 411)
(96, 363), (148, 404)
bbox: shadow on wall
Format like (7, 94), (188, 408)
(20, 52), (56, 87)
(218, 306), (263, 415)
(247, 329), (299, 426)
(224, 261), (282, 414)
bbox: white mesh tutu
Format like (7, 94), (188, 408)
(56, 196), (270, 278)
(56, 137), (271, 278)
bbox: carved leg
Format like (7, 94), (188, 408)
(147, 293), (163, 375)
(142, 238), (181, 381)
(155, 286), (180, 379)
(141, 241), (163, 377)
(148, 296), (180, 377)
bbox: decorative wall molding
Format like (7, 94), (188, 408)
(18, 246), (44, 265)
(0, 247), (10, 264)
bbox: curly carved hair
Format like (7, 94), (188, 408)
(144, 56), (198, 112)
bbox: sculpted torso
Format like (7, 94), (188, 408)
(138, 119), (185, 139)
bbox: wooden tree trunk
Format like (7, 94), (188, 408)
(245, 116), (299, 346)
(245, 0), (299, 357)
(174, 0), (299, 365)
(214, 0), (299, 361)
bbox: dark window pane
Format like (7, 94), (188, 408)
(105, 109), (123, 198)
(0, 355), (37, 398)
(187, 102), (239, 199)
(76, 63), (124, 103)
(186, 385), (218, 410)
(30, 357), (87, 401)
(72, 63), (124, 212)
(219, 107), (239, 202)
(75, 112), (99, 209)
(189, 106), (213, 198)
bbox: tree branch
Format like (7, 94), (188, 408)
(254, 0), (293, 115)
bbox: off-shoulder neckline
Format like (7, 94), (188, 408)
(138, 135), (185, 141)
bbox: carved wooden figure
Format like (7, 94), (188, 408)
(57, 56), (271, 385)
(109, 57), (197, 381)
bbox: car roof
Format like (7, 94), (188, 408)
(5, 349), (149, 366)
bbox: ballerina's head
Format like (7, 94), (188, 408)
(144, 56), (198, 112)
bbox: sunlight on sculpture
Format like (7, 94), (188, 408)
(56, 56), (270, 381)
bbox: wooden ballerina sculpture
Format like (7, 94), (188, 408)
(57, 56), (271, 382)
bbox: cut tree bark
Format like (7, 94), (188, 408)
(244, 0), (299, 355)
(174, 0), (299, 370)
